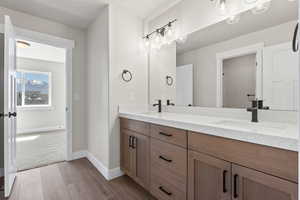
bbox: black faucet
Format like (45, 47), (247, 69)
(166, 99), (175, 106)
(153, 100), (162, 113)
(247, 100), (269, 123)
(247, 100), (258, 123)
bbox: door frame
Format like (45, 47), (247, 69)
(216, 43), (264, 107)
(0, 25), (75, 161)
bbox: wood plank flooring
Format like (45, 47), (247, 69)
(1, 158), (155, 200)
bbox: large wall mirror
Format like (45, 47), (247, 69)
(149, 0), (299, 111)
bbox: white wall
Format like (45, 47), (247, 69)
(86, 4), (148, 170)
(0, 6), (87, 152)
(86, 6), (110, 168)
(109, 3), (148, 169)
(177, 21), (295, 107)
(149, 43), (176, 105)
(16, 57), (65, 133)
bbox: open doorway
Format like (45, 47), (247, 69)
(15, 40), (66, 171)
(216, 43), (263, 108)
(222, 53), (256, 108)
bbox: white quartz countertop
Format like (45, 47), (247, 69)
(119, 111), (298, 152)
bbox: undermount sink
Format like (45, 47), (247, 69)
(213, 120), (287, 132)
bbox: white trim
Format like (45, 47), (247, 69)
(216, 43), (264, 107)
(17, 105), (54, 111)
(108, 167), (124, 180)
(65, 49), (73, 161)
(86, 152), (110, 179)
(0, 24), (74, 49)
(71, 151), (124, 180)
(0, 23), (74, 163)
(17, 126), (65, 135)
(72, 150), (88, 160)
(0, 168), (4, 177)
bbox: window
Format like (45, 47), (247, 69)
(16, 70), (52, 107)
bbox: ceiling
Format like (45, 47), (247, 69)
(0, 0), (179, 29)
(177, 0), (298, 54)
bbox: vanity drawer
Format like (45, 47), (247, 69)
(151, 138), (187, 185)
(188, 131), (298, 183)
(150, 168), (186, 200)
(150, 124), (187, 147)
(120, 118), (150, 136)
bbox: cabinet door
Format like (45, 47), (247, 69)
(188, 151), (231, 200)
(131, 132), (150, 190)
(232, 164), (298, 200)
(120, 129), (135, 177)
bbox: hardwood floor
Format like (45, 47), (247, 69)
(1, 158), (155, 200)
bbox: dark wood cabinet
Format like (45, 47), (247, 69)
(131, 131), (150, 189)
(231, 164), (298, 200)
(120, 118), (298, 200)
(120, 119), (150, 190)
(120, 129), (135, 177)
(188, 150), (231, 200)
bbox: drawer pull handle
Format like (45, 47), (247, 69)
(159, 132), (172, 137)
(159, 155), (172, 163)
(129, 136), (133, 148)
(132, 137), (137, 149)
(223, 170), (227, 193)
(233, 174), (239, 198)
(159, 186), (172, 196)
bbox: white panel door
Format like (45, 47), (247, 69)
(176, 64), (193, 106)
(263, 42), (299, 111)
(3, 15), (17, 197)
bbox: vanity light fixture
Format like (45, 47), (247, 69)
(143, 19), (178, 51)
(17, 40), (31, 48)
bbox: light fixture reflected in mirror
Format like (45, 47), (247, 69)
(17, 40), (31, 48)
(176, 34), (188, 44)
(216, 0), (228, 15)
(251, 1), (271, 14)
(244, 0), (258, 4)
(226, 14), (241, 24)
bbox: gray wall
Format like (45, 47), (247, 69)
(16, 57), (65, 133)
(177, 21), (295, 107)
(223, 54), (256, 108)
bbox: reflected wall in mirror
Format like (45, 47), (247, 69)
(149, 0), (299, 111)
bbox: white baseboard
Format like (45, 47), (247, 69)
(72, 150), (88, 160)
(0, 168), (3, 177)
(108, 167), (124, 180)
(71, 150), (123, 180)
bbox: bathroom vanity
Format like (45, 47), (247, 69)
(121, 0), (299, 199)
(119, 112), (298, 200)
